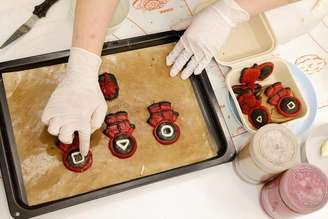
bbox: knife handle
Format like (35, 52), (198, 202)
(33, 0), (60, 18)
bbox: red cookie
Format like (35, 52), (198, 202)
(57, 133), (93, 173)
(237, 93), (261, 114)
(265, 82), (283, 97)
(258, 62), (274, 81)
(232, 84), (250, 96)
(233, 83), (262, 96)
(240, 65), (261, 84)
(267, 88), (293, 105)
(108, 134), (137, 159)
(277, 96), (302, 118)
(147, 102), (180, 145)
(248, 106), (271, 129)
(103, 111), (137, 159)
(98, 72), (119, 101)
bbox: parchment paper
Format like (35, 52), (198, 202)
(2, 43), (217, 206)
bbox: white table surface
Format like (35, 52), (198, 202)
(0, 0), (327, 218)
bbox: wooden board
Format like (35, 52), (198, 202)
(2, 43), (217, 206)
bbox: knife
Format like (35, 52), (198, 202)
(0, 0), (60, 49)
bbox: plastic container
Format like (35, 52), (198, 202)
(70, 0), (130, 35)
(260, 164), (328, 219)
(233, 124), (301, 184)
(213, 13), (309, 133)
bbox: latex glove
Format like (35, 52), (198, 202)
(42, 48), (107, 156)
(166, 0), (250, 80)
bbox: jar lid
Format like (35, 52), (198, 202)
(250, 124), (300, 173)
(280, 164), (328, 214)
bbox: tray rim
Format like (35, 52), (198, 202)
(0, 31), (235, 219)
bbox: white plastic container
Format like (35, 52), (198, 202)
(70, 0), (130, 35)
(214, 14), (309, 133)
(233, 124), (301, 184)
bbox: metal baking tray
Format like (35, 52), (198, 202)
(0, 31), (235, 218)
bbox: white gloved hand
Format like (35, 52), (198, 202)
(42, 48), (107, 156)
(166, 0), (250, 80)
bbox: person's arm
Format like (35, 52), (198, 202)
(73, 0), (118, 55)
(167, 0), (299, 79)
(42, 0), (118, 157)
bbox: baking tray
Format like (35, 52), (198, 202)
(0, 31), (235, 218)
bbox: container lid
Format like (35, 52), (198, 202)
(249, 124), (300, 173)
(215, 14), (276, 67)
(280, 164), (328, 214)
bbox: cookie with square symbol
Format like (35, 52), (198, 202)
(147, 101), (180, 145)
(57, 133), (93, 173)
(277, 96), (302, 117)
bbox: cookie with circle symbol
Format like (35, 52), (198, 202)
(98, 72), (119, 101)
(248, 106), (271, 129)
(153, 122), (180, 145)
(277, 96), (302, 118)
(57, 133), (93, 173)
(147, 101), (180, 145)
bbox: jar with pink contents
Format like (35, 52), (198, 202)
(260, 164), (328, 218)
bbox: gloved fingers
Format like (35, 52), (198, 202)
(47, 117), (63, 136)
(194, 57), (211, 75)
(91, 103), (107, 132)
(181, 56), (198, 80)
(166, 41), (184, 66)
(41, 107), (53, 125)
(78, 128), (91, 157)
(171, 18), (192, 31)
(58, 125), (75, 144)
(169, 49), (193, 77)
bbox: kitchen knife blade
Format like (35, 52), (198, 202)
(0, 0), (59, 49)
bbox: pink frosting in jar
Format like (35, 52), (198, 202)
(260, 164), (328, 218)
(280, 164), (328, 214)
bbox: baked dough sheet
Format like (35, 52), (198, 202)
(2, 43), (218, 206)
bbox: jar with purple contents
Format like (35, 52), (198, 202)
(260, 164), (328, 218)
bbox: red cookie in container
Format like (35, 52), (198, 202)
(147, 101), (180, 145)
(237, 92), (261, 115)
(240, 64), (261, 84)
(277, 96), (302, 118)
(248, 106), (271, 129)
(57, 133), (93, 173)
(267, 87), (292, 106)
(104, 111), (137, 159)
(258, 62), (274, 81)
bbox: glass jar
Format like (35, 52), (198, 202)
(260, 164), (328, 218)
(233, 124), (300, 184)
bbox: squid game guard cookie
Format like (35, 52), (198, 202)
(147, 101), (180, 145)
(103, 111), (137, 159)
